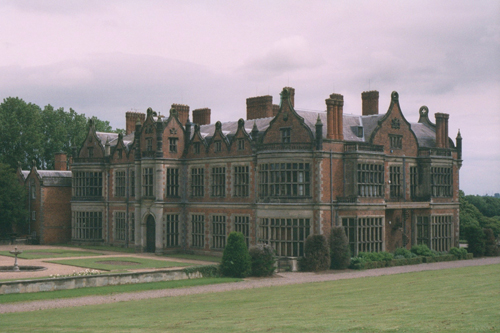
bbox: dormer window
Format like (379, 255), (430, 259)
(237, 138), (245, 151)
(88, 147), (94, 158)
(281, 128), (291, 143)
(194, 142), (201, 154)
(169, 138), (178, 153)
(215, 141), (222, 152)
(146, 138), (153, 151)
(117, 149), (122, 159)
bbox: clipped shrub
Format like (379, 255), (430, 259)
(394, 247), (417, 259)
(449, 247), (468, 260)
(220, 232), (251, 278)
(358, 251), (393, 263)
(329, 226), (351, 269)
(438, 254), (456, 262)
(464, 225), (485, 257)
(357, 252), (380, 262)
(303, 234), (330, 272)
(183, 264), (220, 277)
(249, 243), (276, 277)
(406, 257), (423, 265)
(410, 244), (435, 257)
(380, 251), (394, 263)
(483, 228), (500, 257)
(391, 258), (408, 266)
(349, 257), (367, 270)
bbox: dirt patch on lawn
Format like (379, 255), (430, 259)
(96, 261), (141, 265)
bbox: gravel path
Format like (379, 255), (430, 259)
(2, 256), (499, 314)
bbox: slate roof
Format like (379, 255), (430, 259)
(21, 169), (72, 186)
(95, 110), (439, 149)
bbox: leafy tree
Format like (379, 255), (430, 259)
(483, 228), (499, 257)
(460, 191), (500, 238)
(0, 163), (27, 235)
(330, 226), (351, 269)
(464, 225), (485, 257)
(0, 97), (122, 170)
(0, 97), (44, 169)
(220, 232), (251, 278)
(465, 195), (500, 218)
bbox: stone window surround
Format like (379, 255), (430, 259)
(189, 165), (205, 197)
(231, 162), (250, 198)
(210, 164), (226, 197)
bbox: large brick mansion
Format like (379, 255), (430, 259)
(21, 87), (462, 257)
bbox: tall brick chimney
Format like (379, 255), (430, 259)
(126, 112), (146, 135)
(361, 91), (379, 116)
(193, 108), (211, 125)
(172, 104), (189, 125)
(54, 152), (67, 171)
(326, 93), (344, 140)
(246, 95), (273, 120)
(435, 113), (450, 148)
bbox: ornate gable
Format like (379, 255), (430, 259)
(208, 121), (230, 155)
(186, 124), (208, 157)
(163, 107), (186, 158)
(229, 119), (252, 153)
(78, 119), (105, 159)
(139, 108), (157, 157)
(111, 133), (132, 162)
(369, 91), (419, 156)
(261, 88), (314, 147)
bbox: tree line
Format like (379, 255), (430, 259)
(0, 97), (122, 170)
(460, 191), (500, 238)
(0, 96), (121, 235)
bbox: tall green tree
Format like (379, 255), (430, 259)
(0, 97), (44, 169)
(0, 97), (122, 170)
(0, 163), (27, 234)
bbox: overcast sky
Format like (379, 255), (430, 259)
(0, 0), (498, 195)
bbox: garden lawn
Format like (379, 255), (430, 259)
(162, 253), (222, 263)
(0, 249), (102, 259)
(55, 244), (136, 253)
(0, 277), (240, 304)
(1, 264), (499, 332)
(45, 257), (195, 271)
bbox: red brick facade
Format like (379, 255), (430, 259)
(65, 87), (461, 256)
(19, 166), (72, 244)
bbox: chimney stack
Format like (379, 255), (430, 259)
(326, 93), (344, 140)
(125, 112), (146, 135)
(54, 152), (67, 170)
(193, 108), (211, 125)
(361, 91), (379, 116)
(172, 104), (189, 125)
(435, 113), (450, 148)
(246, 95), (273, 120)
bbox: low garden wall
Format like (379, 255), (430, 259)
(0, 265), (218, 295)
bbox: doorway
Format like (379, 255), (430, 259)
(146, 215), (156, 253)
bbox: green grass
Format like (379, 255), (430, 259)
(0, 249), (102, 259)
(1, 264), (499, 332)
(54, 244), (136, 253)
(0, 277), (240, 304)
(45, 257), (195, 271)
(162, 253), (222, 263)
